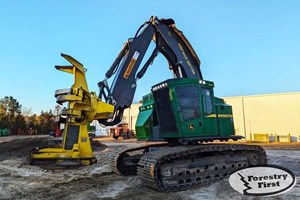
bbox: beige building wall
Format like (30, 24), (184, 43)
(122, 103), (142, 132)
(224, 92), (300, 141)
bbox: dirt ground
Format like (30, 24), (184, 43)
(0, 136), (299, 200)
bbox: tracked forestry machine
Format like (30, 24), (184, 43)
(30, 16), (267, 191)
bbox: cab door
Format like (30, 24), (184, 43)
(174, 84), (205, 137)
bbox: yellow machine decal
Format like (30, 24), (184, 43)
(123, 51), (140, 79)
(206, 114), (233, 118)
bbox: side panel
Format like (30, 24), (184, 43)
(135, 94), (157, 140)
(135, 108), (153, 139)
(202, 87), (218, 135)
(215, 103), (235, 136)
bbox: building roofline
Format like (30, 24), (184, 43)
(223, 91), (300, 99)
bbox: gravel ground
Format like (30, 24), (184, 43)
(0, 136), (299, 200)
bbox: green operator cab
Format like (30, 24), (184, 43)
(136, 78), (238, 144)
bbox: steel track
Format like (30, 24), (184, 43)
(110, 143), (267, 192)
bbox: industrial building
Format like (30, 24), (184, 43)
(224, 92), (300, 142)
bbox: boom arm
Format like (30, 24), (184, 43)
(98, 16), (202, 126)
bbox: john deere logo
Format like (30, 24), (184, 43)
(188, 124), (194, 130)
(229, 165), (296, 196)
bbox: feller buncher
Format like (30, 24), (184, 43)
(30, 16), (267, 191)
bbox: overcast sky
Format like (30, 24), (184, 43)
(1, 0), (299, 114)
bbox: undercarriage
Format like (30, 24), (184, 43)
(110, 143), (267, 192)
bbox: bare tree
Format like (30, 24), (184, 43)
(22, 107), (33, 116)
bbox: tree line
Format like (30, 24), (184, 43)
(0, 96), (58, 135)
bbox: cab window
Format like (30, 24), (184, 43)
(202, 88), (213, 114)
(175, 85), (201, 121)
